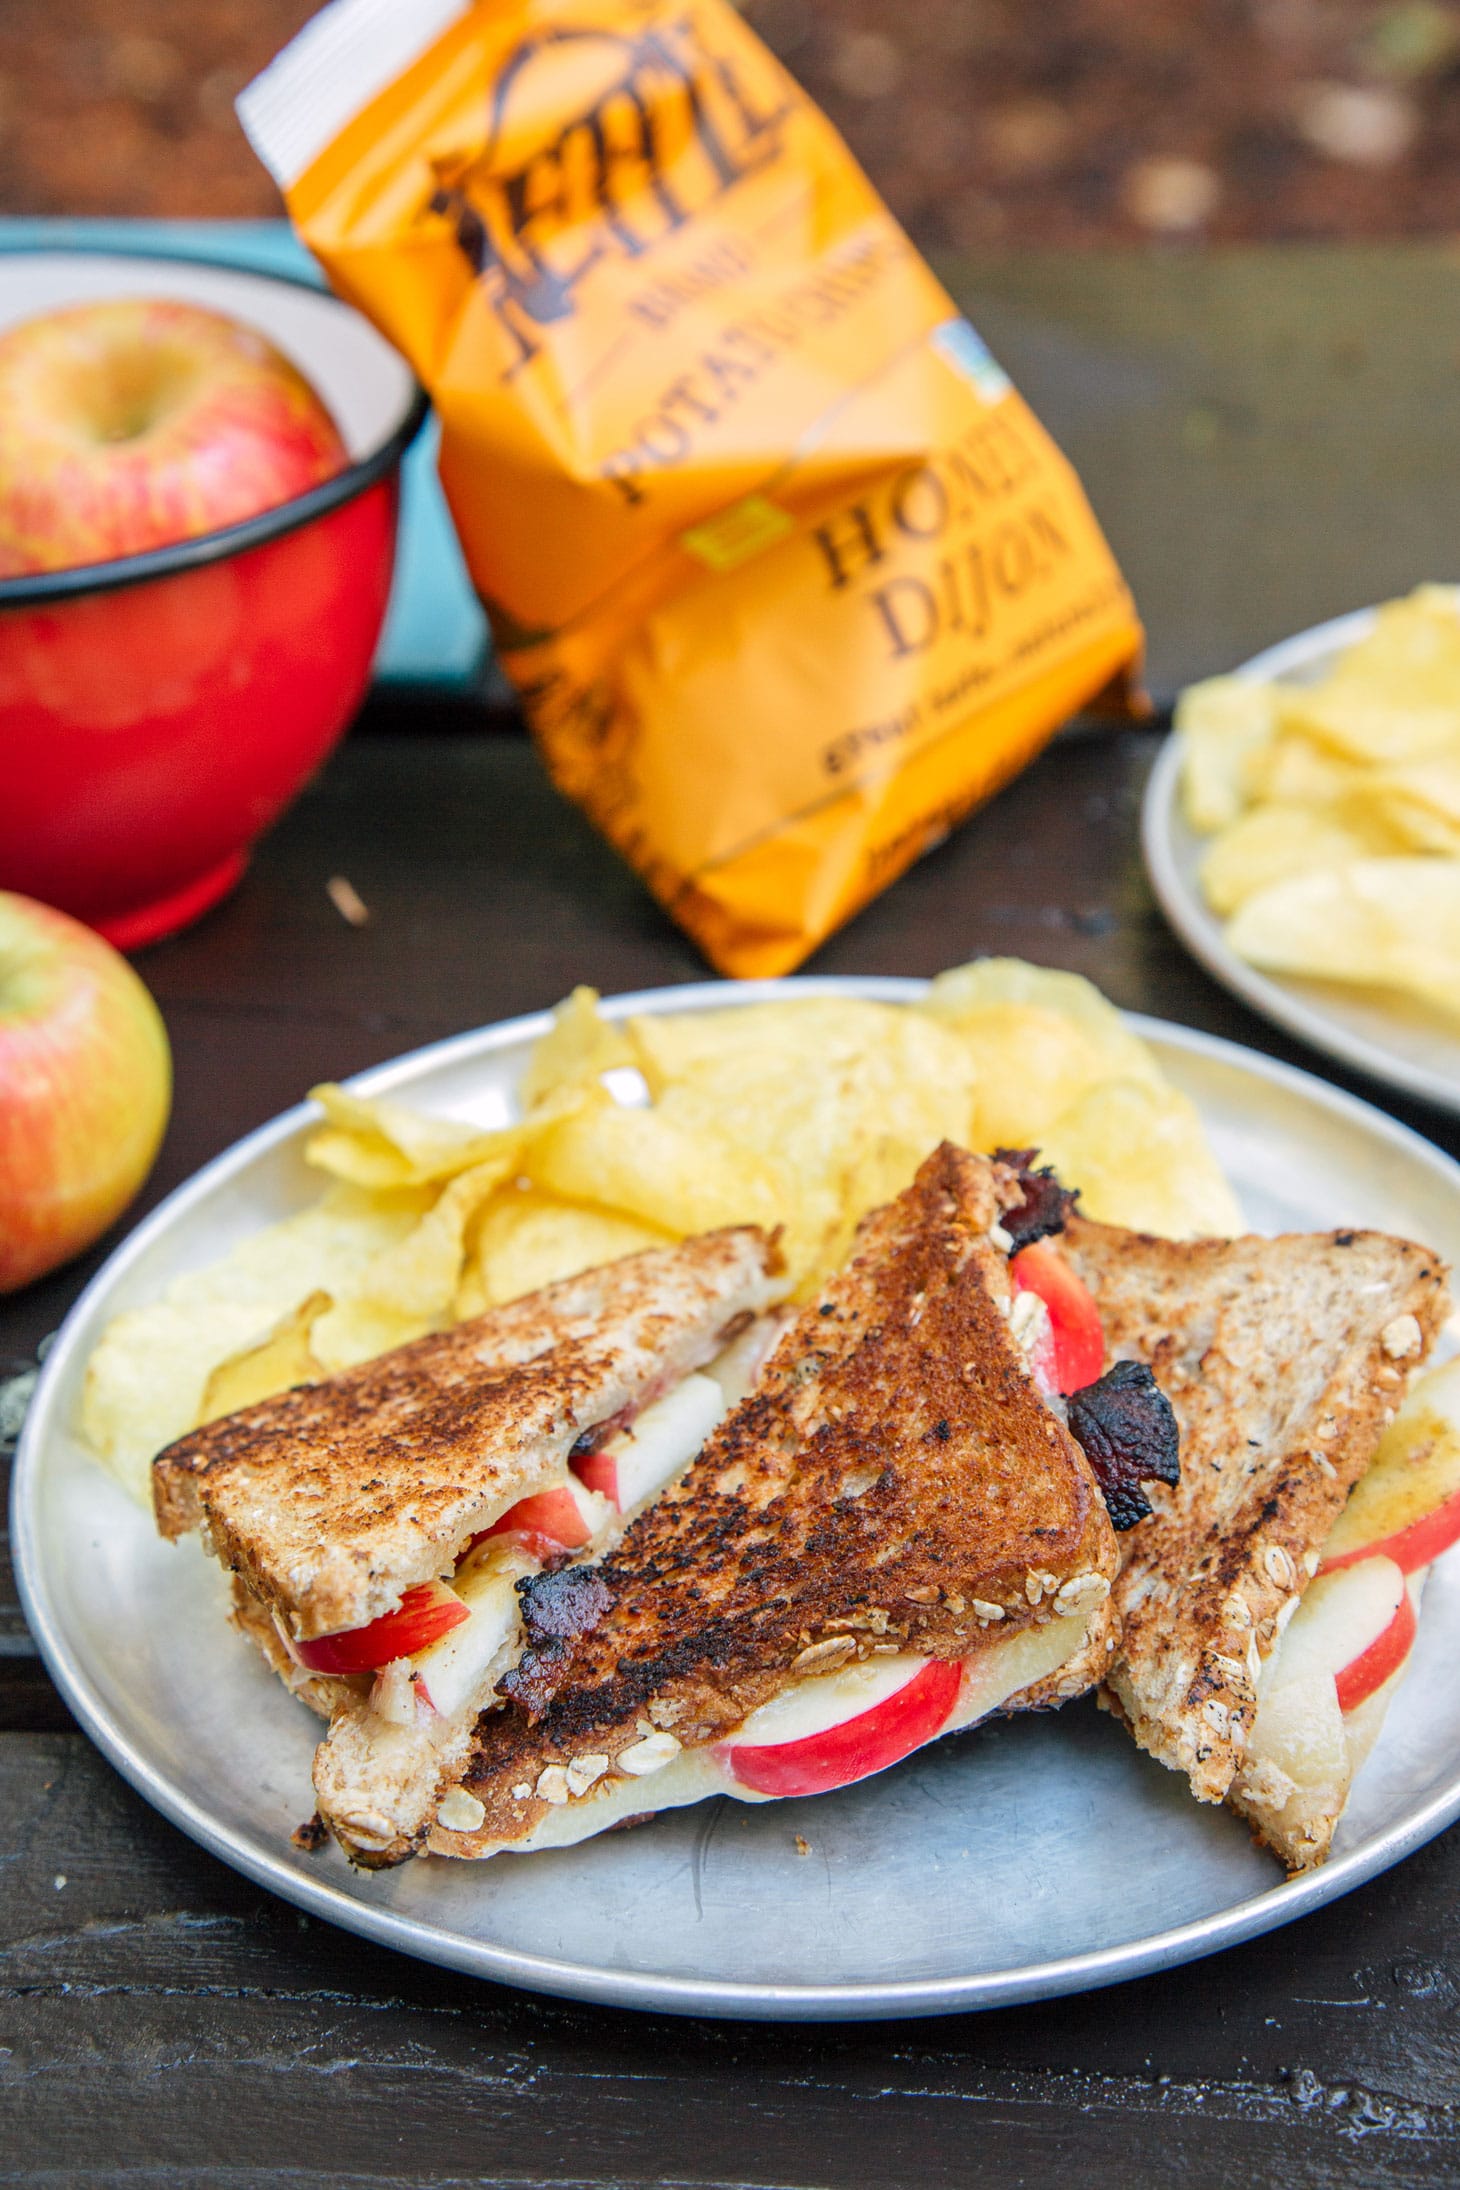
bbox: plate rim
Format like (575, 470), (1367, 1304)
(14, 974), (1460, 2021)
(1141, 605), (1460, 1117)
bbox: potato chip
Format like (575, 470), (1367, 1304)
(530, 1088), (781, 1236)
(459, 1189), (671, 1314)
(519, 986), (635, 1111)
(1278, 588), (1460, 766)
(1198, 803), (1392, 917)
(1226, 857), (1460, 1020)
(306, 1083), (517, 1189)
(1241, 731), (1366, 810)
(924, 1003), (1111, 1149)
(919, 958), (1163, 1143)
(1175, 674), (1277, 833)
(349, 1156), (515, 1321)
(1039, 1079), (1242, 1239)
(621, 998), (978, 1290)
(1369, 754), (1460, 856)
(81, 1182), (431, 1503)
(198, 1291), (331, 1424)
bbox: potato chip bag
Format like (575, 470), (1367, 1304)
(239, 0), (1142, 976)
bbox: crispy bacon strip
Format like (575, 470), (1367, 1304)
(992, 1149), (1080, 1251)
(1067, 1361), (1180, 1530)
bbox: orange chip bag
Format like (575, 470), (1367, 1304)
(242, 0), (1143, 975)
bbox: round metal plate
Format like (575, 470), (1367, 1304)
(1143, 604), (1460, 1117)
(13, 978), (1460, 2020)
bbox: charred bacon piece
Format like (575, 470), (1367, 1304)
(1067, 1360), (1180, 1531)
(993, 1149), (1080, 1251)
(505, 1566), (613, 1717)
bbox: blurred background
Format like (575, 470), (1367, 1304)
(8, 0), (1460, 244)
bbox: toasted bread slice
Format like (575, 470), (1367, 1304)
(311, 1307), (791, 1866)
(429, 1144), (1120, 1860)
(153, 1228), (780, 1639)
(1059, 1214), (1448, 1809)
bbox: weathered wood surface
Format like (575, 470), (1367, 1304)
(5, 1717), (1460, 2183)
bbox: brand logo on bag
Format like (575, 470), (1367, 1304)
(428, 13), (790, 376)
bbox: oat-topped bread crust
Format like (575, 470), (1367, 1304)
(433, 1143), (1118, 1857)
(153, 1228), (779, 1638)
(1060, 1214), (1449, 1805)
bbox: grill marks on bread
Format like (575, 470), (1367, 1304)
(1060, 1215), (1449, 1806)
(152, 1228), (778, 1639)
(439, 1144), (1118, 1853)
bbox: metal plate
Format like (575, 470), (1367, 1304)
(13, 977), (1460, 2021)
(1143, 605), (1460, 1117)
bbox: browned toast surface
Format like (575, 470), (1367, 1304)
(440, 1144), (1118, 1854)
(1061, 1214), (1448, 1805)
(153, 1229), (778, 1638)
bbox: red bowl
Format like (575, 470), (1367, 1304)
(0, 251), (427, 949)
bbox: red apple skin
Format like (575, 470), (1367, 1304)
(571, 1448), (619, 1505)
(1321, 1484), (1460, 1579)
(719, 1658), (963, 1799)
(476, 1485), (593, 1556)
(295, 1581), (470, 1676)
(0, 891), (171, 1291)
(1335, 1587), (1417, 1714)
(0, 298), (347, 578)
(1011, 1242), (1104, 1394)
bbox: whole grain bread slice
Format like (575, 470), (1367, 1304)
(153, 1228), (780, 1638)
(1059, 1214), (1448, 1806)
(430, 1143), (1120, 1860)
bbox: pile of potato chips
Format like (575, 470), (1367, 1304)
(82, 961), (1240, 1505)
(1178, 585), (1460, 1018)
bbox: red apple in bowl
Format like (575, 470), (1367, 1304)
(0, 251), (426, 949)
(0, 890), (171, 1292)
(0, 298), (348, 578)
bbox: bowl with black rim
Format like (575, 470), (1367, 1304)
(0, 249), (427, 949)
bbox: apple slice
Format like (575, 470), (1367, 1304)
(296, 1579), (469, 1676)
(702, 1314), (788, 1409)
(1335, 1579), (1415, 1713)
(410, 1549), (528, 1719)
(1342, 1581), (1427, 1777)
(1240, 1557), (1419, 1860)
(572, 1371), (725, 1511)
(1321, 1357), (1460, 1576)
(1010, 1241), (1104, 1394)
(475, 1479), (606, 1558)
(1269, 1556), (1411, 1716)
(718, 1654), (962, 1798)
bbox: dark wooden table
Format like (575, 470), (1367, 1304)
(7, 251), (1460, 2186)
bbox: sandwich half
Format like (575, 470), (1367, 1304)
(153, 1228), (784, 1861)
(1058, 1211), (1450, 1866)
(426, 1143), (1133, 1860)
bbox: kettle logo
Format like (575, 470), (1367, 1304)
(428, 14), (790, 376)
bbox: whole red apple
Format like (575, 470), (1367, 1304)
(0, 892), (171, 1291)
(0, 297), (347, 577)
